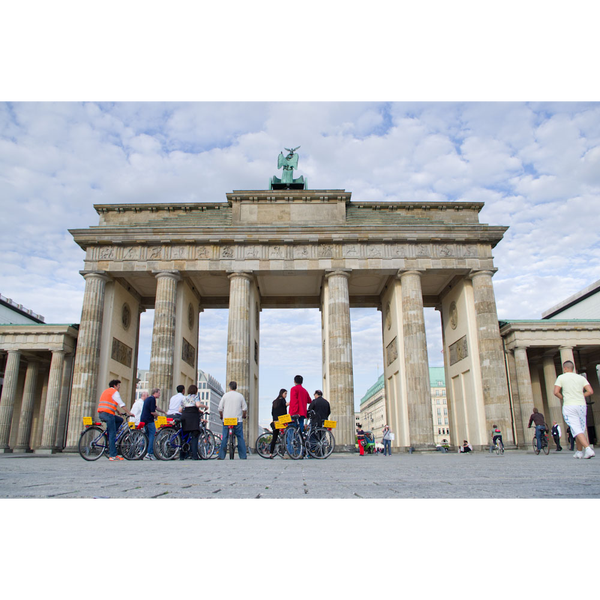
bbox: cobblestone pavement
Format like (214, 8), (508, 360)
(1, 448), (599, 498)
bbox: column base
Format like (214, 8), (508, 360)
(11, 447), (33, 454)
(62, 446), (79, 454)
(0, 447), (14, 454)
(34, 447), (59, 455)
(333, 444), (359, 453)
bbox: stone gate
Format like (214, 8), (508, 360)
(65, 187), (512, 451)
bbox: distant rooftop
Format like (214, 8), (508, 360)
(542, 279), (600, 319)
(0, 293), (45, 323)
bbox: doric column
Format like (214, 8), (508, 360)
(559, 346), (575, 370)
(514, 346), (535, 447)
(14, 360), (40, 453)
(226, 272), (252, 412)
(542, 353), (564, 441)
(585, 364), (600, 442)
(399, 270), (434, 447)
(65, 271), (109, 450)
(469, 269), (512, 435)
(149, 271), (180, 401)
(37, 350), (66, 453)
(54, 353), (74, 449)
(0, 351), (22, 452)
(325, 270), (354, 448)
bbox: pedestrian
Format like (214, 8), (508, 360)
(167, 384), (186, 418)
(289, 375), (311, 432)
(129, 390), (147, 426)
(459, 440), (472, 453)
(528, 407), (547, 452)
(567, 426), (575, 451)
(269, 389), (288, 459)
(551, 420), (562, 451)
(217, 381), (248, 460)
(554, 360), (595, 459)
(356, 423), (366, 456)
(178, 384), (206, 460)
(309, 390), (331, 426)
(140, 388), (167, 460)
(97, 379), (135, 461)
(382, 424), (393, 456)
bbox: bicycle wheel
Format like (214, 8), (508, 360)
(78, 427), (107, 461)
(255, 433), (273, 458)
(229, 432), (235, 459)
(499, 443), (504, 455)
(306, 428), (335, 459)
(210, 433), (221, 459)
(542, 439), (550, 455)
(198, 430), (216, 459)
(532, 436), (540, 455)
(121, 429), (148, 460)
(286, 427), (303, 460)
(155, 427), (180, 460)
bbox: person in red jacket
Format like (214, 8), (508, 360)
(289, 375), (311, 432)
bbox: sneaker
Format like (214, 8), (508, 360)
(144, 454), (156, 461)
(573, 451), (583, 459)
(583, 446), (595, 459)
(108, 456), (124, 461)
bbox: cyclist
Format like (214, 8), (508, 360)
(356, 423), (367, 456)
(269, 389), (288, 459)
(491, 424), (504, 450)
(217, 381), (248, 460)
(178, 384), (207, 460)
(97, 379), (135, 461)
(310, 390), (331, 426)
(528, 407), (547, 452)
(289, 375), (311, 432)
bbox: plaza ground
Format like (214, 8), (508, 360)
(1, 447), (599, 498)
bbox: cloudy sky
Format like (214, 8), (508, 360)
(2, 101), (600, 426)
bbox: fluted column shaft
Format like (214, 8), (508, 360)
(400, 270), (434, 447)
(38, 350), (66, 452)
(559, 346), (575, 369)
(14, 360), (40, 452)
(65, 272), (109, 450)
(470, 270), (512, 436)
(55, 353), (74, 449)
(0, 351), (22, 451)
(542, 354), (564, 441)
(226, 273), (252, 408)
(149, 271), (180, 401)
(514, 347), (534, 447)
(325, 271), (354, 447)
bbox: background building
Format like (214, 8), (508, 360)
(429, 367), (450, 445)
(358, 375), (385, 441)
(197, 369), (224, 432)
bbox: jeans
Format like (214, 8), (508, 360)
(99, 412), (123, 458)
(146, 422), (156, 456)
(218, 421), (247, 459)
(383, 439), (392, 455)
(535, 425), (545, 450)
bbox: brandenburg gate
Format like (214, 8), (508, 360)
(64, 150), (512, 451)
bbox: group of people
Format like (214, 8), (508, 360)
(268, 375), (331, 458)
(95, 359), (595, 461)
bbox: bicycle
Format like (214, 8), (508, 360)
(78, 418), (148, 461)
(154, 418), (216, 460)
(223, 418), (238, 459)
(493, 438), (505, 455)
(532, 429), (550, 455)
(256, 423), (287, 459)
(285, 413), (336, 460)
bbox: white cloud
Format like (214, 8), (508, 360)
(2, 101), (600, 425)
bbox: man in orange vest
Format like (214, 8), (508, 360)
(98, 379), (134, 461)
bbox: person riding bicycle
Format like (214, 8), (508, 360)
(97, 379), (135, 461)
(528, 407), (547, 452)
(491, 424), (504, 449)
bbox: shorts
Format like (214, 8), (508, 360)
(562, 405), (587, 437)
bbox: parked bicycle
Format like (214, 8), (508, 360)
(285, 411), (335, 459)
(78, 418), (148, 461)
(154, 417), (216, 460)
(533, 429), (550, 455)
(223, 418), (239, 459)
(256, 423), (287, 459)
(493, 439), (505, 455)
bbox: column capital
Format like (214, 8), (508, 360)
(397, 269), (424, 280)
(80, 270), (110, 282)
(227, 271), (254, 282)
(324, 269), (351, 280)
(153, 270), (181, 282)
(559, 345), (574, 350)
(513, 344), (529, 352)
(469, 268), (498, 280)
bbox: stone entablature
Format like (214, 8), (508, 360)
(500, 320), (600, 351)
(0, 325), (78, 353)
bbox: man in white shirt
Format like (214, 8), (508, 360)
(129, 391), (147, 426)
(167, 385), (186, 416)
(554, 360), (595, 459)
(217, 381), (248, 459)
